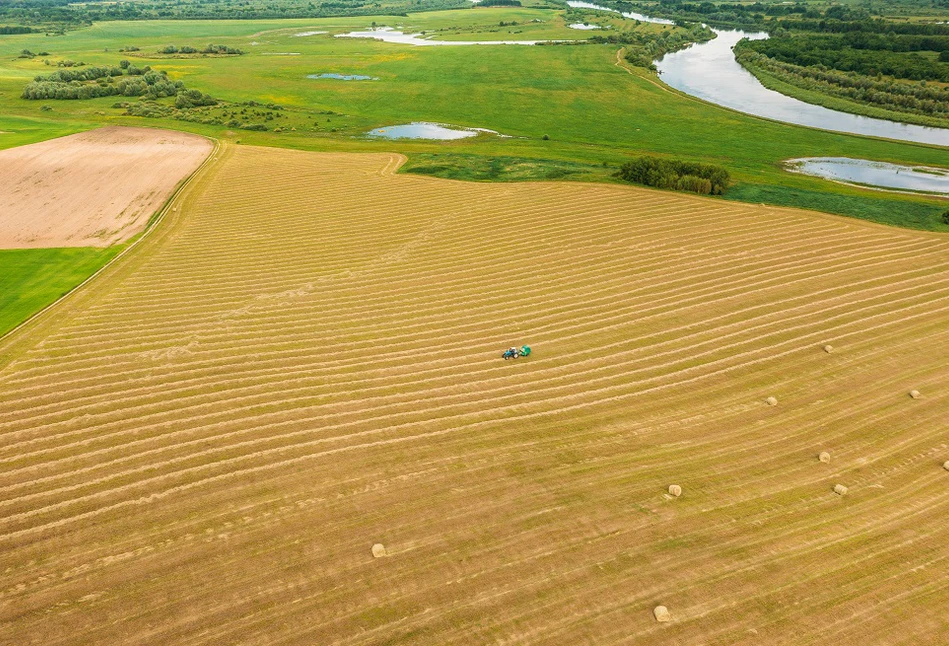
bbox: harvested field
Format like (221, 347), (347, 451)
(0, 126), (211, 249)
(1, 146), (948, 644)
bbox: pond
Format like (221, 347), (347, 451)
(336, 27), (552, 46)
(786, 158), (949, 195)
(307, 73), (378, 80)
(654, 29), (949, 147)
(366, 122), (497, 140)
(565, 1), (675, 25)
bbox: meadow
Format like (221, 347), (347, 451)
(0, 247), (121, 337)
(1, 145), (948, 644)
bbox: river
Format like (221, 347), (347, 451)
(655, 29), (949, 147)
(570, 2), (949, 146)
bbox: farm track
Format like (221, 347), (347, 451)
(1, 146), (948, 644)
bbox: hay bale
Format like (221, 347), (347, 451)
(819, 451), (831, 464)
(833, 484), (848, 496)
(371, 543), (387, 558)
(909, 390), (921, 399)
(943, 461), (949, 472)
(765, 396), (778, 406)
(668, 484), (682, 497)
(654, 606), (671, 623)
(823, 345), (834, 353)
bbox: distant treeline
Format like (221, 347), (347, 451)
(477, 0), (521, 6)
(0, 0), (467, 28)
(617, 156), (730, 195)
(1, 24), (35, 33)
(21, 62), (215, 106)
(739, 34), (949, 82)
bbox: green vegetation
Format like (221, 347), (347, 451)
(156, 43), (245, 55)
(589, 23), (713, 68)
(734, 49), (949, 128)
(0, 246), (122, 337)
(21, 63), (195, 101)
(402, 153), (614, 181)
(0, 0), (469, 31)
(733, 29), (949, 126)
(725, 184), (948, 230)
(617, 155), (729, 194)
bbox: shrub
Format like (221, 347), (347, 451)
(617, 155), (730, 195)
(942, 210), (949, 225)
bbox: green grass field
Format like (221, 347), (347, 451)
(0, 247), (123, 337)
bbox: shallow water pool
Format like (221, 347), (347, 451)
(785, 157), (949, 195)
(366, 122), (493, 140)
(307, 73), (378, 81)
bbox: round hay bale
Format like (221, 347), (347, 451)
(371, 543), (387, 558)
(909, 390), (921, 399)
(943, 461), (949, 472)
(765, 396), (778, 406)
(819, 451), (831, 464)
(833, 484), (848, 496)
(653, 606), (671, 623)
(668, 484), (682, 497)
(823, 344), (834, 353)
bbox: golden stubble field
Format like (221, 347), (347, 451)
(1, 145), (948, 645)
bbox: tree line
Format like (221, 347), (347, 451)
(157, 44), (244, 55)
(21, 62), (215, 104)
(740, 33), (949, 82)
(589, 24), (713, 69)
(735, 47), (949, 123)
(617, 156), (730, 195)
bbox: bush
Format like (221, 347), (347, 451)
(942, 210), (949, 225)
(617, 155), (730, 195)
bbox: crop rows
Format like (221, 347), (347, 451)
(1, 145), (947, 645)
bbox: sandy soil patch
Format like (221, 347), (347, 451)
(0, 126), (211, 249)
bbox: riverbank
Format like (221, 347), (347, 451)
(735, 49), (949, 131)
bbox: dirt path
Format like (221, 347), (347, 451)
(0, 126), (212, 249)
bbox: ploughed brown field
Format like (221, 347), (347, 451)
(0, 126), (211, 249)
(1, 145), (947, 645)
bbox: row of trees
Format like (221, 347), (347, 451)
(0, 0), (467, 29)
(735, 47), (949, 121)
(157, 44), (244, 54)
(617, 156), (730, 195)
(742, 33), (949, 82)
(20, 64), (210, 103)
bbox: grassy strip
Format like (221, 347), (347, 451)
(725, 183), (948, 231)
(400, 153), (616, 182)
(737, 59), (949, 130)
(0, 246), (124, 337)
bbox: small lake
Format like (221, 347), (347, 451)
(307, 73), (377, 80)
(566, 1), (675, 25)
(655, 29), (949, 147)
(786, 157), (949, 194)
(336, 27), (551, 46)
(367, 122), (496, 140)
